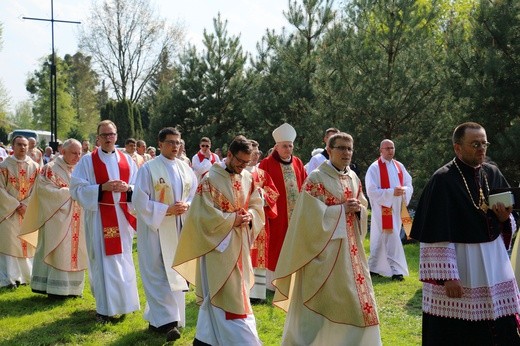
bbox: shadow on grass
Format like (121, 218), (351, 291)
(0, 293), (69, 318)
(0, 310), (98, 345)
(404, 288), (423, 316)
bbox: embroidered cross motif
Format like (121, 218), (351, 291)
(356, 273), (365, 285)
(221, 200), (231, 212)
(363, 302), (374, 314)
(103, 227), (119, 238)
(233, 180), (242, 191)
(19, 168), (26, 176)
(73, 212), (80, 222)
(350, 244), (358, 256)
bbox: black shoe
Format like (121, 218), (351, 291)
(96, 313), (110, 324)
(370, 272), (381, 277)
(166, 326), (181, 342)
(392, 274), (404, 281)
(149, 321), (177, 333)
(193, 338), (212, 346)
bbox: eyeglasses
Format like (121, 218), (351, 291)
(163, 140), (181, 146)
(468, 141), (490, 149)
(98, 133), (117, 138)
(200, 144), (210, 148)
(331, 146), (353, 152)
(232, 154), (251, 166)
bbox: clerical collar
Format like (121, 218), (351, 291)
(225, 166), (236, 175)
(321, 149), (329, 160)
(330, 161), (348, 174)
(101, 149), (116, 154)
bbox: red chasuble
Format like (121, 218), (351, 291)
(378, 158), (403, 233)
(92, 149), (136, 255)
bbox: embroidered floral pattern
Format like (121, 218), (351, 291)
(420, 246), (459, 280)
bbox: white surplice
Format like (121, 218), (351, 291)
(70, 150), (139, 316)
(133, 155), (197, 328)
(365, 158), (413, 277)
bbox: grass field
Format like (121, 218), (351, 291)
(0, 239), (422, 345)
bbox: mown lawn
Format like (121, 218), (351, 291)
(0, 239), (422, 345)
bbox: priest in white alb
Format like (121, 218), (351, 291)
(70, 120), (140, 323)
(133, 127), (197, 342)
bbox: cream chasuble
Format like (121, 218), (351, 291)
(274, 162), (379, 327)
(20, 156), (87, 272)
(0, 156), (39, 258)
(173, 163), (265, 315)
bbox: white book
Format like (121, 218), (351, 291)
(488, 191), (515, 208)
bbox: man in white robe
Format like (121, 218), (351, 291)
(173, 136), (265, 346)
(274, 132), (381, 346)
(70, 120), (139, 323)
(191, 137), (220, 182)
(0, 136), (39, 288)
(133, 127), (197, 342)
(365, 139), (413, 280)
(20, 139), (87, 297)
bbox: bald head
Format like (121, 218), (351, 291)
(379, 139), (395, 161)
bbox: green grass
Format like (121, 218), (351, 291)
(0, 239), (422, 345)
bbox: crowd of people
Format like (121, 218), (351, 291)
(1, 120), (519, 345)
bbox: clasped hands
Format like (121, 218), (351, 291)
(234, 208), (252, 227)
(102, 179), (130, 193)
(166, 202), (189, 216)
(344, 198), (361, 214)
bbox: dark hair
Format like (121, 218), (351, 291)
(452, 122), (483, 145)
(228, 135), (252, 155)
(200, 137), (211, 144)
(11, 135), (27, 146)
(125, 138), (137, 145)
(328, 132), (353, 148)
(249, 139), (259, 148)
(158, 127), (181, 142)
(325, 127), (340, 136)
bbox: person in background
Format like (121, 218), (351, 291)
(82, 140), (91, 156)
(191, 137), (220, 181)
(147, 146), (156, 159)
(42, 146), (54, 165)
(258, 123), (307, 290)
(365, 139), (413, 281)
(27, 137), (43, 166)
(136, 140), (152, 162)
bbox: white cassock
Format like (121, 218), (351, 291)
(133, 155), (197, 328)
(70, 150), (140, 316)
(365, 157), (413, 277)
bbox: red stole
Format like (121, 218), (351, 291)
(92, 148), (136, 255)
(378, 158), (403, 233)
(197, 151), (216, 164)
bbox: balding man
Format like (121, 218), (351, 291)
(365, 139), (413, 281)
(27, 137), (43, 166)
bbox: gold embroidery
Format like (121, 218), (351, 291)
(103, 226), (119, 238)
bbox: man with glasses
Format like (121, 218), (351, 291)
(411, 122), (520, 345)
(133, 127), (197, 342)
(70, 120), (140, 323)
(259, 123), (307, 290)
(173, 135), (265, 345)
(192, 137), (220, 181)
(365, 139), (413, 281)
(273, 132), (381, 345)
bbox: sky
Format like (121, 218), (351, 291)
(0, 0), (290, 113)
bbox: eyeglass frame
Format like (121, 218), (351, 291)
(467, 141), (491, 149)
(331, 145), (354, 152)
(98, 132), (117, 138)
(232, 153), (251, 166)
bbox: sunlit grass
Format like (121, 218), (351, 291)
(0, 238), (421, 345)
